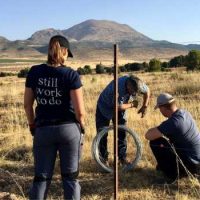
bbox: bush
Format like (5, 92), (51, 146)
(119, 66), (127, 72)
(77, 65), (92, 75)
(169, 55), (185, 68)
(185, 50), (200, 71)
(77, 67), (86, 75)
(17, 67), (30, 78)
(104, 67), (113, 74)
(161, 62), (169, 68)
(123, 63), (132, 71)
(120, 62), (144, 72)
(148, 58), (161, 72)
(0, 72), (15, 77)
(95, 64), (105, 74)
(84, 65), (92, 74)
(142, 62), (149, 70)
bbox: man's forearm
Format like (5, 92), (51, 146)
(143, 89), (150, 107)
(118, 102), (135, 111)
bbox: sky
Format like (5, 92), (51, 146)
(0, 0), (200, 44)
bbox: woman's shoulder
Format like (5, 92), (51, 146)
(27, 64), (45, 76)
(30, 63), (46, 71)
(59, 66), (79, 75)
(60, 65), (75, 71)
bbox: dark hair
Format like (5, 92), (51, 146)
(128, 75), (141, 92)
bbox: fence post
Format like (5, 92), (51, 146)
(113, 44), (118, 200)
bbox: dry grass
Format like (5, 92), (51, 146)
(0, 71), (200, 199)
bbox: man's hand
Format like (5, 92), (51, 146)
(138, 105), (147, 118)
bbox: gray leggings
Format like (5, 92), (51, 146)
(29, 123), (81, 200)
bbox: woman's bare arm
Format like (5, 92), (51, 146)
(24, 87), (35, 125)
(70, 87), (86, 130)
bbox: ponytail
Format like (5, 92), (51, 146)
(47, 38), (65, 65)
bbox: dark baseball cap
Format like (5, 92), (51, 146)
(50, 35), (73, 58)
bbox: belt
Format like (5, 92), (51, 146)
(36, 120), (75, 127)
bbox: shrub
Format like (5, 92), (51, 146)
(142, 62), (149, 70)
(0, 72), (15, 77)
(17, 67), (30, 78)
(83, 65), (92, 74)
(77, 65), (92, 75)
(119, 66), (127, 72)
(104, 67), (113, 74)
(95, 64), (105, 74)
(185, 50), (200, 71)
(121, 62), (144, 72)
(161, 61), (169, 69)
(77, 67), (86, 75)
(148, 58), (161, 72)
(169, 55), (185, 68)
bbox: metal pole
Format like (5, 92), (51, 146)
(113, 44), (118, 200)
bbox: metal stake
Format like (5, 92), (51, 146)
(113, 44), (118, 200)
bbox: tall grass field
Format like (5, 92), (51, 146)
(0, 71), (200, 199)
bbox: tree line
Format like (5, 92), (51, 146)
(1, 50), (200, 78)
(77, 50), (200, 75)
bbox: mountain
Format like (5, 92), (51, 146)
(0, 36), (10, 51)
(27, 28), (64, 45)
(186, 44), (200, 51)
(27, 19), (154, 44)
(0, 19), (200, 61)
(63, 19), (153, 43)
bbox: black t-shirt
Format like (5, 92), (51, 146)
(25, 64), (82, 123)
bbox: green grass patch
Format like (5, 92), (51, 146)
(0, 59), (45, 63)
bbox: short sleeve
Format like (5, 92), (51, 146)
(68, 70), (82, 90)
(157, 118), (176, 137)
(138, 82), (149, 94)
(25, 67), (35, 89)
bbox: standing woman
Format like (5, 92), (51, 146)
(24, 35), (85, 200)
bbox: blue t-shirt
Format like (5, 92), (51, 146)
(157, 109), (200, 164)
(97, 75), (148, 120)
(25, 64), (82, 123)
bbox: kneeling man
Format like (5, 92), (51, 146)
(145, 93), (200, 183)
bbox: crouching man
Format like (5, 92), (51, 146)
(145, 93), (200, 183)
